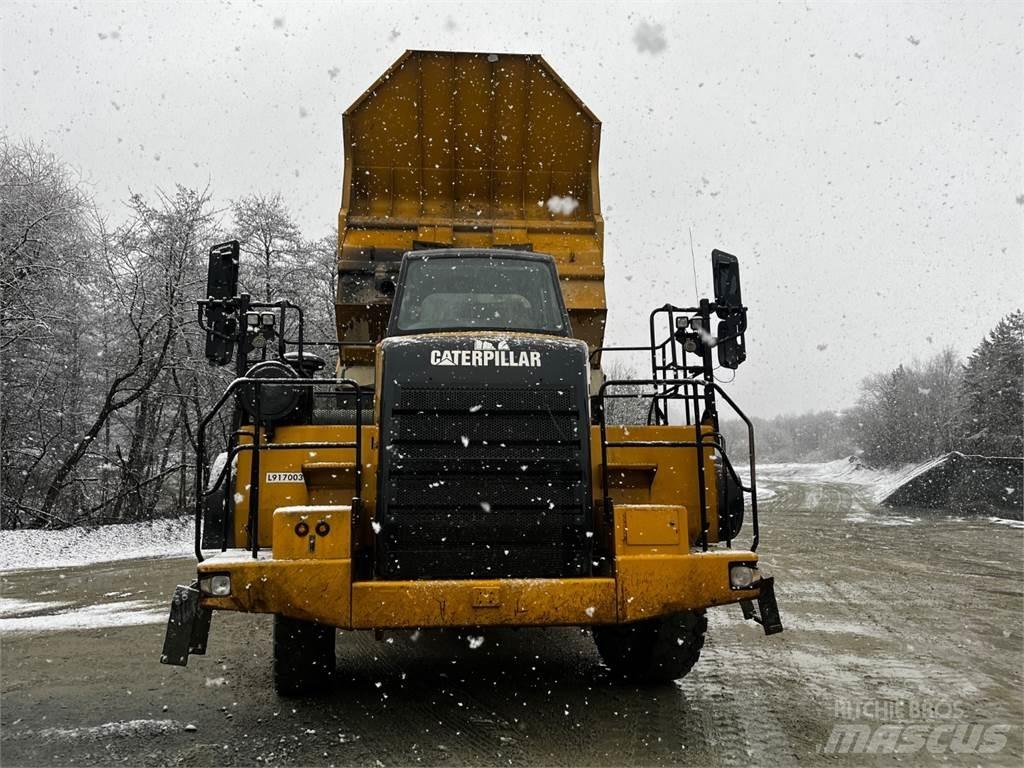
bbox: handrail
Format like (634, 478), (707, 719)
(588, 341), (670, 366)
(280, 338), (377, 349)
(597, 376), (759, 552)
(194, 376), (366, 562)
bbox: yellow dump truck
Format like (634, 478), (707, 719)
(162, 50), (782, 695)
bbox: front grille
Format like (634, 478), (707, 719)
(378, 386), (591, 579)
(379, 508), (574, 544)
(398, 387), (575, 412)
(390, 413), (578, 443)
(380, 545), (568, 580)
(385, 475), (582, 508)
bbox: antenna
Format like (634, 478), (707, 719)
(688, 225), (699, 303)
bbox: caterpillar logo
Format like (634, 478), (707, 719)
(430, 340), (541, 368)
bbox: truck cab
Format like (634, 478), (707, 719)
(376, 250), (592, 581)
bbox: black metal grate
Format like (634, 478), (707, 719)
(391, 413), (578, 443)
(381, 544), (575, 580)
(385, 475), (582, 508)
(310, 391), (373, 425)
(379, 387), (591, 579)
(398, 387), (575, 412)
(379, 508), (576, 544)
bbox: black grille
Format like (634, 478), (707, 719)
(378, 385), (592, 579)
(380, 545), (568, 580)
(379, 509), (575, 544)
(398, 387), (575, 412)
(385, 475), (582, 508)
(390, 413), (578, 443)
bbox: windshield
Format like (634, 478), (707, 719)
(394, 256), (566, 334)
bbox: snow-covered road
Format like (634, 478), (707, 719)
(1, 475), (1021, 766)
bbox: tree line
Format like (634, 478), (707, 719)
(1, 138), (335, 529)
(721, 315), (1023, 467)
(2, 137), (1021, 529)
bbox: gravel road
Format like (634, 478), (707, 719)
(2, 478), (1021, 766)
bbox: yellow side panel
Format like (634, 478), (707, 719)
(271, 506), (350, 560)
(234, 425), (377, 549)
(590, 425), (722, 546)
(621, 505), (685, 548)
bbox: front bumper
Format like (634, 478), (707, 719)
(161, 501), (784, 666)
(162, 549), (782, 666)
(191, 547), (766, 627)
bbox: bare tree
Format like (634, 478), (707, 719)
(36, 187), (216, 522)
(298, 229), (339, 343)
(602, 361), (650, 425)
(1, 138), (97, 526)
(2, 141), (331, 529)
(231, 193), (303, 303)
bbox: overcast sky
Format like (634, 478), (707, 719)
(3, 1), (1021, 417)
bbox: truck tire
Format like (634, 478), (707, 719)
(273, 615), (335, 696)
(593, 610), (707, 684)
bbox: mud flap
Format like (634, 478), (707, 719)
(740, 576), (784, 635)
(160, 583), (212, 666)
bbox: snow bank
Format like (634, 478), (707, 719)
(755, 458), (930, 502)
(754, 457), (1023, 523)
(0, 516), (193, 573)
(0, 598), (73, 617)
(0, 599), (167, 634)
(756, 458), (890, 487)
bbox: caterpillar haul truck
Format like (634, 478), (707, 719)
(161, 50), (783, 695)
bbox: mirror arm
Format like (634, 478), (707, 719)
(197, 304), (238, 341)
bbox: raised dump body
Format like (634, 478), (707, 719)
(336, 50), (606, 371)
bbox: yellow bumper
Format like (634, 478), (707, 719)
(197, 548), (761, 628)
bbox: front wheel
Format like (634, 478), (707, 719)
(593, 610), (707, 684)
(273, 615), (336, 696)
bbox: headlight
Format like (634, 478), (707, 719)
(199, 573), (231, 596)
(238, 360), (301, 424)
(729, 563), (758, 589)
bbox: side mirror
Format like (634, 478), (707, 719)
(711, 249), (742, 310)
(716, 315), (746, 369)
(711, 249), (747, 369)
(206, 240), (239, 300)
(203, 241), (240, 366)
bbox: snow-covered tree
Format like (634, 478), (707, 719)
(230, 193), (303, 303)
(851, 348), (964, 467)
(960, 311), (1023, 457)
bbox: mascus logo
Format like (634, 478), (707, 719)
(430, 340), (541, 368)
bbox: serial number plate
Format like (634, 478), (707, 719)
(266, 472), (304, 484)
